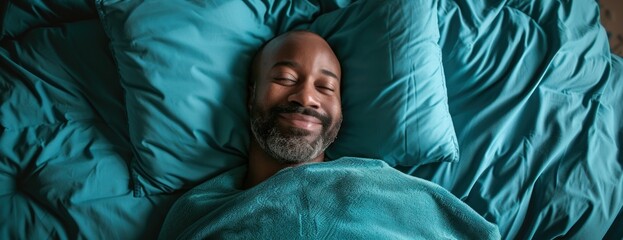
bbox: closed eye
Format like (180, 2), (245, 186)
(273, 72), (297, 86)
(273, 77), (297, 86)
(317, 85), (335, 93)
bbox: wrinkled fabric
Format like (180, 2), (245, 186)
(402, 0), (623, 239)
(0, 19), (179, 239)
(1, 0), (622, 239)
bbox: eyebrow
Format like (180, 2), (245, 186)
(272, 61), (299, 69)
(320, 69), (340, 81)
(271, 60), (340, 81)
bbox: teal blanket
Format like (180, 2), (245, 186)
(159, 157), (500, 239)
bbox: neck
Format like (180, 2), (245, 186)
(243, 139), (324, 189)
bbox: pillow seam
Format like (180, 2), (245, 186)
(95, 0), (146, 197)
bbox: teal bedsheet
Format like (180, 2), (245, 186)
(0, 0), (622, 239)
(0, 19), (178, 239)
(402, 0), (623, 238)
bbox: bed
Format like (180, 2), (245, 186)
(1, 0), (621, 239)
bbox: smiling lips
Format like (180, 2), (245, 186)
(278, 113), (322, 130)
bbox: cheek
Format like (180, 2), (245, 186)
(261, 84), (290, 103)
(254, 85), (281, 110)
(326, 98), (342, 123)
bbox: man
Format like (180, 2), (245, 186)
(244, 30), (343, 188)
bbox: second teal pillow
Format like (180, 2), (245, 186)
(310, 0), (459, 166)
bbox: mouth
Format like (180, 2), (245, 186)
(278, 113), (322, 131)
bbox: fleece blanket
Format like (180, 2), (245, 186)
(159, 157), (500, 239)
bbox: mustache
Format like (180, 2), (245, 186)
(271, 103), (331, 127)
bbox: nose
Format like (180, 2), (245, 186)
(287, 81), (320, 109)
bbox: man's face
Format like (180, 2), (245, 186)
(250, 31), (342, 164)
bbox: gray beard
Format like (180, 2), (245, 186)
(250, 117), (328, 164)
(263, 126), (324, 164)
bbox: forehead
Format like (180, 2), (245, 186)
(260, 32), (341, 76)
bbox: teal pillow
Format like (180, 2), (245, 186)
(309, 0), (459, 166)
(97, 0), (320, 196)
